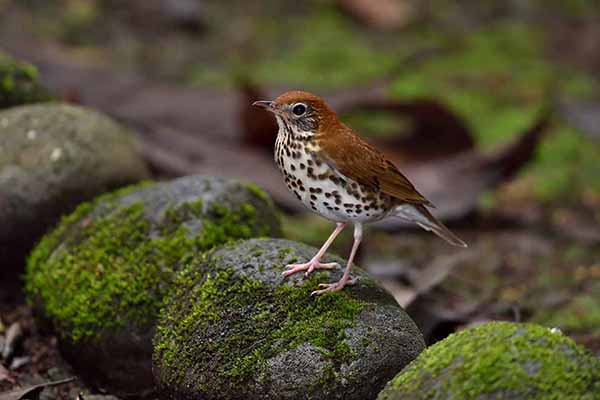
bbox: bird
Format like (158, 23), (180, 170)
(253, 91), (466, 295)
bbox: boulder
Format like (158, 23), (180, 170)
(0, 103), (149, 287)
(378, 321), (600, 400)
(154, 238), (425, 400)
(25, 176), (282, 398)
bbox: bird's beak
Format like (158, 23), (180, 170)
(252, 100), (276, 113)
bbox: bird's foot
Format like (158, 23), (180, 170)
(310, 277), (358, 296)
(282, 259), (340, 278)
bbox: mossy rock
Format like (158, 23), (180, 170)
(378, 321), (600, 400)
(25, 176), (282, 398)
(0, 52), (51, 109)
(154, 238), (425, 400)
(0, 103), (149, 288)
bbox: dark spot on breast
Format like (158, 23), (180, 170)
(335, 199), (341, 205)
(300, 163), (306, 170)
(310, 194), (317, 201)
(291, 164), (296, 171)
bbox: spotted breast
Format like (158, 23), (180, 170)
(274, 121), (394, 223)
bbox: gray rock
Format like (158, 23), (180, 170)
(0, 103), (149, 286)
(377, 321), (600, 400)
(25, 176), (282, 398)
(154, 238), (425, 400)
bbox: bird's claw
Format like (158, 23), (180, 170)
(310, 277), (358, 296)
(282, 260), (339, 279)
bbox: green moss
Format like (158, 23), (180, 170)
(390, 22), (552, 147)
(154, 249), (369, 394)
(25, 181), (277, 342)
(243, 182), (270, 203)
(534, 295), (600, 336)
(0, 52), (52, 109)
(379, 322), (600, 400)
(388, 21), (600, 202)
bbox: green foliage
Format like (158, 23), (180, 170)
(378, 322), (600, 400)
(0, 52), (51, 109)
(25, 182), (277, 342)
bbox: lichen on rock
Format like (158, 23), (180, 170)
(154, 238), (425, 400)
(377, 321), (600, 400)
(25, 175), (281, 397)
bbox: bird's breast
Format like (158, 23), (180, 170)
(274, 135), (393, 223)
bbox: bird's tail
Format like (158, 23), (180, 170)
(393, 204), (467, 248)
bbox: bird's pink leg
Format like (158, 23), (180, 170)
(282, 223), (346, 278)
(311, 223), (362, 296)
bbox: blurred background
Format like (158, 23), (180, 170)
(0, 0), (599, 366)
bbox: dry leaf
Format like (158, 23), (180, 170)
(0, 377), (75, 400)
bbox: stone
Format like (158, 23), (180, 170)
(154, 238), (425, 400)
(0, 103), (149, 287)
(378, 321), (600, 400)
(25, 176), (282, 398)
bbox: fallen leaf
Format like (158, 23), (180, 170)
(1, 323), (22, 360)
(0, 377), (75, 400)
(239, 79), (278, 153)
(8, 356), (29, 371)
(341, 98), (475, 162)
(0, 363), (15, 384)
(337, 0), (417, 30)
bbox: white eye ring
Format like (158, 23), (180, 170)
(291, 103), (307, 116)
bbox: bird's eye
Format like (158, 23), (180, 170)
(292, 103), (307, 116)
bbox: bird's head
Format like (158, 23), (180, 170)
(252, 91), (337, 139)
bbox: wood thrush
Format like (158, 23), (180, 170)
(253, 91), (466, 295)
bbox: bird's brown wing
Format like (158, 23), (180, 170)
(317, 126), (432, 205)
